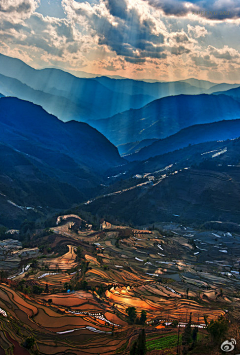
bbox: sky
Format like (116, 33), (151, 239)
(0, 0), (240, 82)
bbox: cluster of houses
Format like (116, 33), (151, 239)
(56, 214), (92, 233)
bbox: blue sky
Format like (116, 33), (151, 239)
(0, 0), (240, 82)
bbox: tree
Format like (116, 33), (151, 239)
(126, 307), (137, 324)
(0, 270), (7, 281)
(172, 320), (179, 328)
(32, 285), (43, 295)
(77, 280), (88, 290)
(97, 284), (104, 297)
(139, 310), (147, 325)
(23, 286), (31, 295)
(31, 259), (38, 268)
(137, 329), (146, 355)
(192, 327), (198, 346)
(130, 330), (146, 355)
(182, 313), (192, 354)
(17, 279), (26, 292)
(81, 261), (89, 275)
(24, 337), (35, 349)
(207, 316), (229, 343)
(76, 246), (82, 261)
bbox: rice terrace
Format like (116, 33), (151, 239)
(0, 214), (239, 354)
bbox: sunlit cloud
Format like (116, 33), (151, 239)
(0, 0), (239, 82)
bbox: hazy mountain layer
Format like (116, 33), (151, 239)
(0, 54), (155, 120)
(89, 94), (240, 145)
(213, 86), (240, 102)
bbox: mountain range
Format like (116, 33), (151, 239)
(2, 53), (240, 229)
(1, 53), (240, 124)
(0, 54), (155, 121)
(89, 94), (240, 146)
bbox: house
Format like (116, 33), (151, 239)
(100, 221), (112, 230)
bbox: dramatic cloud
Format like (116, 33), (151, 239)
(208, 45), (240, 61)
(0, 0), (239, 81)
(62, 0), (166, 63)
(144, 0), (240, 20)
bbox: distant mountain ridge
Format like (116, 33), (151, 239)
(207, 83), (240, 94)
(0, 73), (98, 121)
(0, 54), (155, 120)
(2, 53), (239, 124)
(213, 86), (240, 102)
(89, 94), (240, 146)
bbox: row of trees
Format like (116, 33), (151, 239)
(126, 307), (147, 325)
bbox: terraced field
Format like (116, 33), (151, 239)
(1, 221), (239, 354)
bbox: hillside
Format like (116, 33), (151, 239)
(0, 97), (124, 226)
(82, 137), (240, 226)
(0, 97), (123, 171)
(126, 119), (240, 161)
(0, 143), (85, 227)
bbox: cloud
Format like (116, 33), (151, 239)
(0, 0), (39, 20)
(166, 45), (190, 56)
(188, 25), (208, 38)
(62, 0), (166, 63)
(174, 33), (189, 43)
(104, 0), (128, 19)
(191, 54), (218, 68)
(208, 45), (240, 60)
(144, 0), (240, 20)
(125, 57), (146, 63)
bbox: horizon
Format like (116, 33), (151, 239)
(1, 51), (240, 85)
